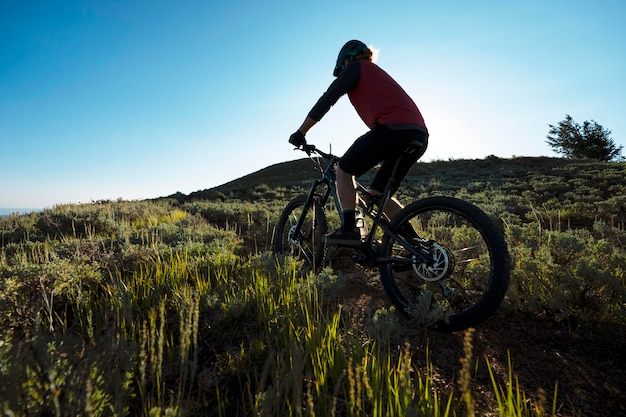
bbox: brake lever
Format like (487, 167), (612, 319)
(302, 144), (316, 156)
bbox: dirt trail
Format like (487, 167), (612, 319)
(324, 257), (626, 417)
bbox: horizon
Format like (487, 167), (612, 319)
(0, 208), (43, 217)
(2, 153), (540, 211)
(2, 1), (625, 208)
(2, 152), (619, 213)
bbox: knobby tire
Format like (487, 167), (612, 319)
(274, 195), (328, 273)
(379, 196), (510, 332)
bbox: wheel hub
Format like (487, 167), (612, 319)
(287, 225), (301, 246)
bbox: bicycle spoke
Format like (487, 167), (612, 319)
(275, 196), (328, 273)
(379, 196), (510, 331)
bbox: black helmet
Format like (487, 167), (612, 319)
(333, 40), (368, 77)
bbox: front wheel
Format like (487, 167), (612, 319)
(379, 196), (510, 332)
(274, 195), (328, 273)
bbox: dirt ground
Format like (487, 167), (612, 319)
(324, 255), (626, 417)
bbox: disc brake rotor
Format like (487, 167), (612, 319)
(287, 225), (300, 246)
(413, 243), (452, 281)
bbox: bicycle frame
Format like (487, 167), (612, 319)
(293, 146), (432, 266)
(279, 144), (511, 331)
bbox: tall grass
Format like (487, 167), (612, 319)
(2, 155), (625, 416)
(0, 236), (558, 415)
(486, 352), (559, 417)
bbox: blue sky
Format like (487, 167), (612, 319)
(1, 0), (625, 208)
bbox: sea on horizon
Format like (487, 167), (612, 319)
(0, 208), (43, 217)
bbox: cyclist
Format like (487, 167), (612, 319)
(289, 39), (428, 245)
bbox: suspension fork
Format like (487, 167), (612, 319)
(293, 177), (332, 238)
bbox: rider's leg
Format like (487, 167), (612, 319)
(368, 188), (403, 219)
(370, 187), (420, 240)
(369, 133), (428, 241)
(336, 166), (357, 230)
(333, 128), (383, 237)
(324, 166), (361, 244)
(328, 125), (418, 244)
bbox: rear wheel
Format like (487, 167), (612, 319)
(379, 196), (510, 331)
(274, 195), (328, 273)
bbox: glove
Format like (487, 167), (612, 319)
(289, 130), (306, 148)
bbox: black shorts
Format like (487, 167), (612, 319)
(338, 124), (428, 193)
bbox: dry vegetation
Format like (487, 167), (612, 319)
(1, 156), (624, 416)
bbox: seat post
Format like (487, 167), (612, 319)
(377, 139), (424, 217)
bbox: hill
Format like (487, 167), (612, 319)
(177, 158), (320, 201)
(168, 155), (626, 228)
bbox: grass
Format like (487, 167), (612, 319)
(1, 156), (625, 415)
(486, 352), (559, 417)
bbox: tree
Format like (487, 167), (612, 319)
(546, 114), (623, 161)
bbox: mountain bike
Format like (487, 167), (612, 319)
(273, 143), (510, 331)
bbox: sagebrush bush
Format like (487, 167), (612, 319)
(1, 156), (624, 416)
(0, 257), (102, 331)
(507, 223), (625, 323)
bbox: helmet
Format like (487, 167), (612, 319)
(333, 40), (368, 77)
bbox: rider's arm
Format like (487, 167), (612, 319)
(297, 116), (318, 135)
(305, 61), (360, 126)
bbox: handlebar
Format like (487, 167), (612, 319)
(294, 144), (337, 161)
